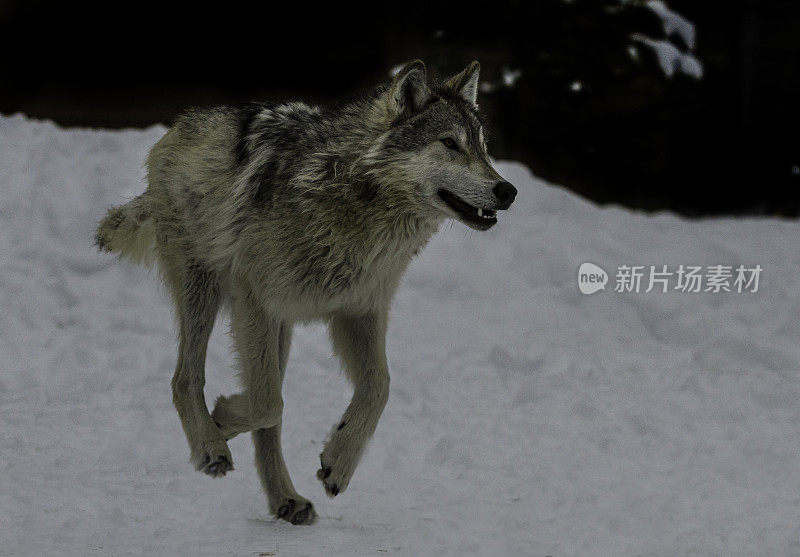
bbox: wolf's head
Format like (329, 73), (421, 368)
(368, 60), (517, 231)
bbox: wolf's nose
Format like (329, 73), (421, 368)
(493, 181), (517, 208)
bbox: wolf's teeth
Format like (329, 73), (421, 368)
(477, 208), (483, 217)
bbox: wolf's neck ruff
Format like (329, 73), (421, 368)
(231, 97), (444, 254)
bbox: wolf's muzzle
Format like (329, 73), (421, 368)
(493, 181), (517, 209)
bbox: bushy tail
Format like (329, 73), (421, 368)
(95, 194), (156, 267)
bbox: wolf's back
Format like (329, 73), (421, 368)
(95, 193), (156, 267)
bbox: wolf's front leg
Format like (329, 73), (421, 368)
(211, 282), (315, 524)
(216, 279), (285, 436)
(254, 424), (316, 525)
(318, 311), (390, 497)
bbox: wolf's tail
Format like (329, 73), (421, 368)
(95, 194), (156, 267)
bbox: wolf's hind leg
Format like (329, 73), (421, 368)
(318, 311), (390, 497)
(210, 392), (250, 440)
(168, 261), (232, 478)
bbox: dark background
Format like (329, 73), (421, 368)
(1, 0), (798, 216)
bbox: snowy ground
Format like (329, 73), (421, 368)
(1, 114), (799, 556)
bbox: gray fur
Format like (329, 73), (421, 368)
(95, 60), (515, 525)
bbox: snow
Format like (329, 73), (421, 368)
(632, 34), (704, 79)
(629, 1), (703, 80)
(645, 0), (696, 49)
(2, 113), (800, 555)
(501, 67), (522, 88)
(479, 67), (522, 93)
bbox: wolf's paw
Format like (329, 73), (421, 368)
(274, 497), (317, 525)
(317, 452), (352, 498)
(211, 394), (247, 441)
(191, 439), (233, 478)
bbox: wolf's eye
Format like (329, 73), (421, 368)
(440, 137), (459, 151)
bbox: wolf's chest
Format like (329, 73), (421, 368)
(237, 209), (437, 317)
(289, 235), (421, 317)
(298, 237), (413, 297)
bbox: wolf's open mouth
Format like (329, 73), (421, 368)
(437, 189), (497, 228)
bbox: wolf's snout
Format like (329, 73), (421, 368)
(493, 181), (517, 208)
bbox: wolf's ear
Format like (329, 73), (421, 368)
(444, 61), (480, 107)
(387, 60), (431, 119)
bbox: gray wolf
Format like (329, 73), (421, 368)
(95, 60), (517, 525)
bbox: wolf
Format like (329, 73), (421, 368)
(95, 60), (517, 525)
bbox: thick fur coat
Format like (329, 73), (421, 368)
(96, 60), (516, 524)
